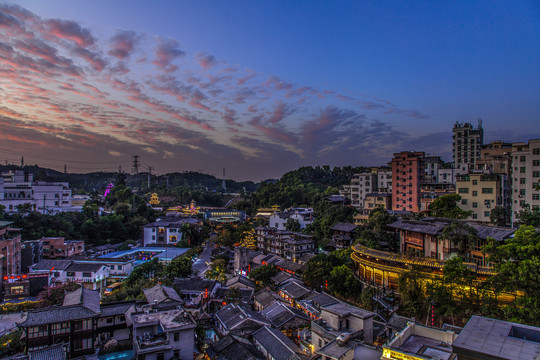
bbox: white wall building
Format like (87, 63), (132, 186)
(0, 171), (72, 214)
(269, 208), (314, 230)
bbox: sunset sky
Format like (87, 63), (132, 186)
(0, 1), (539, 180)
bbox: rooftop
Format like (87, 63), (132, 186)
(317, 338), (357, 360)
(65, 262), (106, 273)
(173, 276), (218, 293)
(30, 259), (72, 271)
(279, 280), (312, 300)
(131, 308), (195, 331)
(322, 301), (375, 320)
(261, 301), (309, 328)
(453, 315), (540, 360)
(143, 283), (183, 305)
(253, 326), (303, 360)
(216, 303), (270, 331)
(330, 222), (357, 232)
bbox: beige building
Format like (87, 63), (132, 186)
(456, 173), (506, 223)
(511, 139), (540, 224)
(476, 140), (512, 176)
(340, 167), (392, 209)
(452, 120), (484, 170)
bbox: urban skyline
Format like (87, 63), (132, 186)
(0, 1), (539, 180)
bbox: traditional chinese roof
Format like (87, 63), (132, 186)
(205, 335), (264, 360)
(19, 305), (99, 327)
(387, 219), (447, 235)
(28, 344), (66, 360)
(254, 289), (283, 308)
(30, 259), (72, 271)
(261, 301), (309, 328)
(143, 283), (183, 305)
(330, 223), (357, 232)
(226, 275), (255, 289)
(65, 262), (105, 273)
(215, 304), (270, 331)
(322, 301), (375, 320)
(63, 286), (101, 313)
(100, 301), (136, 317)
(467, 223), (515, 241)
(174, 276), (218, 293)
(279, 280), (312, 300)
(253, 326), (303, 360)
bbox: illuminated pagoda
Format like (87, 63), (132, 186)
(149, 193), (160, 205)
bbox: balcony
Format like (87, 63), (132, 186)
(135, 333), (171, 353)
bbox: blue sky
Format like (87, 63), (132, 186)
(0, 1), (539, 180)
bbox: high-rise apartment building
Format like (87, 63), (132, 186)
(391, 151), (425, 212)
(456, 172), (507, 224)
(452, 120), (484, 171)
(511, 139), (540, 224)
(476, 141), (512, 177)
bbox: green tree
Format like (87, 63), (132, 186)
(429, 194), (472, 219)
(441, 222), (478, 257)
(249, 265), (278, 286)
(483, 226), (540, 325)
(165, 257), (192, 279)
(515, 204), (540, 227)
(398, 266), (427, 318)
(490, 206), (508, 227)
(285, 218), (301, 232)
(39, 282), (82, 307)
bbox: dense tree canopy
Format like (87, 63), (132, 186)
(429, 194), (472, 219)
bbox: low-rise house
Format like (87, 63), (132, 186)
(215, 303), (271, 337)
(130, 305), (196, 360)
(65, 262), (109, 291)
(253, 326), (307, 360)
(254, 289), (286, 311)
(330, 223), (357, 249)
(143, 283), (183, 309)
(271, 271), (295, 288)
(255, 227), (315, 261)
(278, 280), (313, 306)
(97, 300), (135, 345)
(41, 237), (84, 259)
(205, 334), (264, 360)
(298, 292), (340, 320)
(18, 287), (101, 358)
(382, 321), (457, 360)
(311, 301), (376, 354)
(143, 217), (197, 246)
(269, 207), (314, 230)
(261, 301), (310, 336)
(226, 275), (255, 291)
(452, 315), (540, 360)
(173, 276), (220, 307)
(28, 259), (76, 286)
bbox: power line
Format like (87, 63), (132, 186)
(0, 147), (130, 164)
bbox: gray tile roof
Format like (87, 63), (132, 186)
(100, 301), (136, 317)
(271, 271), (294, 285)
(206, 335), (264, 360)
(216, 304), (270, 331)
(30, 259), (72, 271)
(29, 344), (66, 360)
(63, 287), (101, 313)
(19, 305), (99, 327)
(310, 292), (339, 308)
(388, 219), (447, 235)
(174, 276), (217, 293)
(253, 326), (303, 360)
(65, 262), (105, 273)
(330, 222), (357, 232)
(317, 338), (357, 359)
(279, 281), (312, 300)
(387, 314), (415, 332)
(143, 284), (183, 305)
(467, 223), (515, 241)
(226, 275), (255, 288)
(261, 302), (309, 328)
(254, 290), (283, 308)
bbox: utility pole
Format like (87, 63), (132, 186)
(147, 166), (153, 189)
(64, 164), (67, 174)
(222, 168), (226, 193)
(118, 165), (122, 173)
(21, 156), (24, 167)
(132, 155), (139, 174)
(165, 175), (170, 188)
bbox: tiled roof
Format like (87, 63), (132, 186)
(279, 281), (312, 300)
(143, 284), (183, 304)
(310, 292), (339, 308)
(19, 305), (98, 326)
(254, 290), (282, 308)
(330, 223), (357, 232)
(271, 271), (293, 285)
(467, 223), (515, 241)
(216, 304), (270, 331)
(30, 259), (72, 271)
(28, 344), (66, 360)
(387, 219), (446, 235)
(253, 326), (302, 360)
(174, 276), (217, 293)
(63, 287), (101, 313)
(387, 314), (415, 332)
(100, 301), (136, 317)
(226, 275), (255, 288)
(206, 335), (264, 360)
(65, 262), (105, 273)
(261, 302), (309, 328)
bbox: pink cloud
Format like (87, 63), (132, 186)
(153, 38), (185, 72)
(195, 52), (218, 70)
(46, 19), (95, 47)
(108, 30), (139, 59)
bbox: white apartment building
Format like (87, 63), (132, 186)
(340, 168), (392, 209)
(269, 207), (314, 230)
(0, 171), (72, 214)
(511, 139), (540, 224)
(452, 120), (484, 170)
